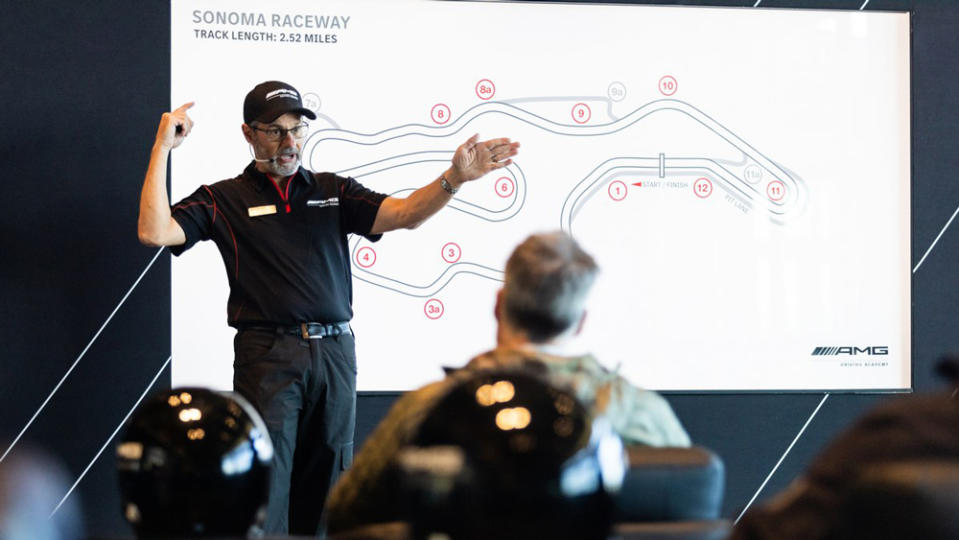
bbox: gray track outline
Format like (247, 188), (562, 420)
(352, 263), (505, 298)
(498, 95), (619, 121)
(340, 153), (528, 223)
(309, 98), (803, 296)
(346, 160), (524, 296)
(560, 156), (800, 233)
(307, 99), (805, 232)
(556, 100), (806, 230)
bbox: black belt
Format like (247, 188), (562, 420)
(239, 322), (351, 340)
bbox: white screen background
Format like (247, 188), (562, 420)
(171, 1), (910, 391)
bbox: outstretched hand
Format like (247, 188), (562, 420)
(450, 134), (520, 186)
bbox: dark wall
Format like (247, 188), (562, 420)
(1, 0), (956, 537)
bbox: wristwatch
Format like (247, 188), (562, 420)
(440, 175), (459, 195)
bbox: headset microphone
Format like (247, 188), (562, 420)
(249, 144), (277, 164)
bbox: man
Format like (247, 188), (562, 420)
(136, 80), (519, 535)
(325, 231), (690, 533)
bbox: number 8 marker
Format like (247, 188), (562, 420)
(431, 103), (451, 125)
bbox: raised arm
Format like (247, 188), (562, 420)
(137, 102), (194, 247)
(369, 134), (520, 234)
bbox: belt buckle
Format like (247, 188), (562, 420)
(300, 323), (312, 340)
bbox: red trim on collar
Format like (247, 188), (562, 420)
(267, 174), (294, 214)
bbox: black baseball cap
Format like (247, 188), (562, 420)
(243, 81), (317, 125)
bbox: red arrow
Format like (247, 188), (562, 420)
(632, 182), (643, 187)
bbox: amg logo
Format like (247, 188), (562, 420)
(306, 197), (339, 208)
(812, 346), (889, 356)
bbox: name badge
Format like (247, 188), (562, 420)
(248, 205), (277, 217)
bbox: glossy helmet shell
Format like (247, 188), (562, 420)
(116, 388), (272, 537)
(396, 369), (626, 540)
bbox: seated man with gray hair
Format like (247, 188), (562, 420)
(465, 231), (690, 447)
(325, 231), (690, 533)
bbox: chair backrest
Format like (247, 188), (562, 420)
(327, 446), (729, 540)
(609, 521), (731, 540)
(614, 446), (725, 523)
(837, 460), (959, 540)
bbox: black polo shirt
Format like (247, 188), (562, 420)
(170, 162), (387, 327)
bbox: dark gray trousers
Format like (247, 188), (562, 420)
(233, 327), (356, 536)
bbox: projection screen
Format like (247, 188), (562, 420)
(170, 0), (911, 392)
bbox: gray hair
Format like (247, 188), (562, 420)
(501, 231), (599, 342)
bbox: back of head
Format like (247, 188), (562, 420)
(393, 368), (625, 540)
(501, 231), (598, 342)
(0, 446), (82, 540)
(116, 387), (273, 538)
(838, 461), (959, 540)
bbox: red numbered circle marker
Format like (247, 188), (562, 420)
(441, 242), (462, 263)
(659, 75), (678, 96)
(608, 180), (627, 201)
(431, 103), (451, 125)
(496, 177), (515, 198)
(571, 103), (591, 124)
(475, 79), (495, 100)
(767, 180), (786, 201)
(355, 246), (376, 268)
(693, 178), (713, 199)
(424, 299), (445, 320)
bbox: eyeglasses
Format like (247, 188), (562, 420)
(249, 123), (309, 141)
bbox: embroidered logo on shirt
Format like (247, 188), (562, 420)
(307, 197), (339, 208)
(247, 204), (277, 217)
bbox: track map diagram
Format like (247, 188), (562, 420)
(171, 1), (910, 391)
(311, 94), (808, 299)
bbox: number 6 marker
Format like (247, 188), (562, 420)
(496, 177), (515, 198)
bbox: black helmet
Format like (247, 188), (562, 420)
(116, 388), (272, 538)
(393, 369), (626, 540)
